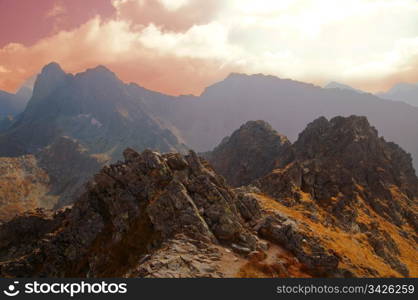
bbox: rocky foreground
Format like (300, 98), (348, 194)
(0, 116), (417, 278)
(0, 149), (307, 277)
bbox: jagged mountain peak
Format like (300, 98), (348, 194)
(77, 65), (119, 82)
(297, 115), (378, 146)
(238, 119), (274, 130)
(30, 62), (70, 102)
(258, 114), (418, 229)
(291, 115), (418, 184)
(206, 120), (290, 186)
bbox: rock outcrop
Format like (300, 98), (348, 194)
(257, 116), (418, 230)
(205, 120), (290, 187)
(254, 116), (418, 277)
(0, 149), (260, 277)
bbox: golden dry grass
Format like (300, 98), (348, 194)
(252, 193), (417, 277)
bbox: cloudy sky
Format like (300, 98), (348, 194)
(1, 0), (418, 95)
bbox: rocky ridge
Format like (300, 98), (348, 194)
(0, 116), (416, 278)
(0, 148), (342, 278)
(253, 116), (418, 276)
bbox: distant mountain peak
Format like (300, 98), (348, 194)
(388, 82), (418, 93)
(225, 72), (280, 81)
(41, 62), (65, 76)
(376, 82), (418, 107)
(76, 65), (120, 85)
(85, 65), (115, 75)
(324, 81), (363, 93)
(29, 62), (69, 104)
(201, 72), (315, 97)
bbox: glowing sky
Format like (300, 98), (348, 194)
(1, 0), (418, 95)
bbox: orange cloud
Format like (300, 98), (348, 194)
(0, 17), (241, 95)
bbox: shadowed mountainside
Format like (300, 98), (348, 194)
(0, 63), (186, 160)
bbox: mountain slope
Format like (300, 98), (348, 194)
(0, 136), (106, 221)
(0, 76), (33, 119)
(0, 63), (186, 159)
(0, 90), (28, 118)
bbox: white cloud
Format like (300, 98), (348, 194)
(158, 0), (189, 11)
(133, 0), (418, 89)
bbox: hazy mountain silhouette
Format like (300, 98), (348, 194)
(0, 76), (35, 131)
(141, 73), (418, 170)
(377, 82), (418, 107)
(324, 81), (365, 93)
(0, 63), (186, 159)
(0, 87), (31, 118)
(2, 66), (418, 171)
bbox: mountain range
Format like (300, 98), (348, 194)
(1, 63), (417, 170)
(0, 115), (416, 277)
(0, 63), (416, 278)
(377, 82), (418, 107)
(0, 63), (187, 159)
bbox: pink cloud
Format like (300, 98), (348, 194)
(113, 0), (222, 32)
(0, 0), (115, 47)
(0, 18), (241, 95)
